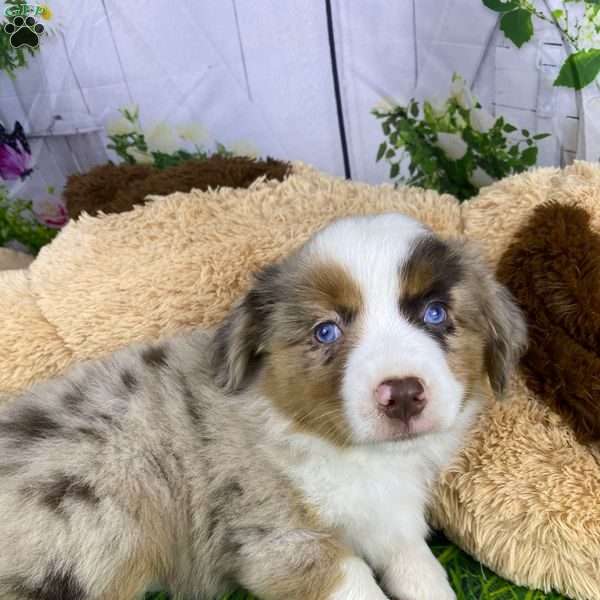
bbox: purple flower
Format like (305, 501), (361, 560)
(33, 198), (68, 229)
(0, 121), (33, 180)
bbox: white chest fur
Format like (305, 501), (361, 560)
(277, 431), (460, 570)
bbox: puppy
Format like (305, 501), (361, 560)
(0, 213), (526, 600)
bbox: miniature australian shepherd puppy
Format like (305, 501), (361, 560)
(0, 213), (526, 600)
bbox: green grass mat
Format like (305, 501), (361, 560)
(144, 532), (568, 600)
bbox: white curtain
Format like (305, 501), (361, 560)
(0, 0), (590, 203)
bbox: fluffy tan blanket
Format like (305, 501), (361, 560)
(1, 161), (598, 600)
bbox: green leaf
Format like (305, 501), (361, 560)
(390, 162), (400, 178)
(533, 133), (551, 140)
(422, 159), (437, 176)
(554, 49), (600, 90)
(494, 116), (505, 130)
(0, 192), (58, 254)
(385, 148), (396, 159)
(522, 129), (530, 136)
(500, 9), (534, 48)
(376, 142), (387, 162)
(423, 101), (435, 123)
(521, 146), (538, 166)
(382, 121), (390, 135)
(482, 0), (519, 12)
(551, 9), (564, 19)
(410, 101), (419, 117)
(503, 123), (517, 133)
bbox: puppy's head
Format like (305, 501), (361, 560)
(212, 214), (526, 445)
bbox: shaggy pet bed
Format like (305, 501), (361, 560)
(1, 160), (599, 600)
(63, 156), (290, 218)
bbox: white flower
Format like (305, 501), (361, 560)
(450, 75), (475, 110)
(146, 122), (179, 154)
(176, 122), (210, 145)
(37, 4), (65, 36)
(230, 140), (259, 158)
(579, 7), (600, 50)
(429, 97), (447, 118)
(106, 116), (136, 136)
(126, 148), (153, 164)
(435, 132), (468, 160)
(373, 96), (398, 113)
(469, 166), (496, 188)
(119, 104), (140, 121)
(470, 107), (496, 133)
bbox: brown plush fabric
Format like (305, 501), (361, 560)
(497, 202), (600, 442)
(113, 156), (290, 214)
(64, 156), (291, 218)
(64, 163), (155, 218)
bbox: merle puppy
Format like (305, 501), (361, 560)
(0, 213), (526, 600)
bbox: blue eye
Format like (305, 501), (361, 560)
(314, 321), (342, 344)
(423, 302), (447, 325)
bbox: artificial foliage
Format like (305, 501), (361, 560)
(106, 106), (235, 169)
(373, 75), (549, 201)
(482, 0), (600, 90)
(0, 188), (57, 253)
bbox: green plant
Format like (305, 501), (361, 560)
(0, 0), (41, 78)
(105, 106), (150, 165)
(0, 186), (58, 253)
(482, 0), (600, 90)
(106, 106), (235, 169)
(373, 75), (550, 201)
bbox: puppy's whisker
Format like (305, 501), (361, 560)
(294, 406), (343, 425)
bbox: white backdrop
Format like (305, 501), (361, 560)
(0, 0), (594, 205)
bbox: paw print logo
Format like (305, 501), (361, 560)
(4, 16), (45, 49)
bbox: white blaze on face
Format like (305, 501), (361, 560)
(308, 214), (465, 443)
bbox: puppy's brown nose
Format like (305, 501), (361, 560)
(375, 377), (426, 422)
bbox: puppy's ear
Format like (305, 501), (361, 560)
(455, 240), (527, 396)
(481, 280), (527, 395)
(464, 245), (527, 396)
(211, 264), (281, 392)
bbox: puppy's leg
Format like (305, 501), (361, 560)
(0, 395), (168, 599)
(0, 489), (157, 600)
(327, 556), (391, 600)
(234, 530), (388, 600)
(380, 538), (456, 600)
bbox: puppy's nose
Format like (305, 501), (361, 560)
(375, 377), (426, 422)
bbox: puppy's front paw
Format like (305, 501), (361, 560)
(381, 545), (456, 600)
(328, 557), (390, 600)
